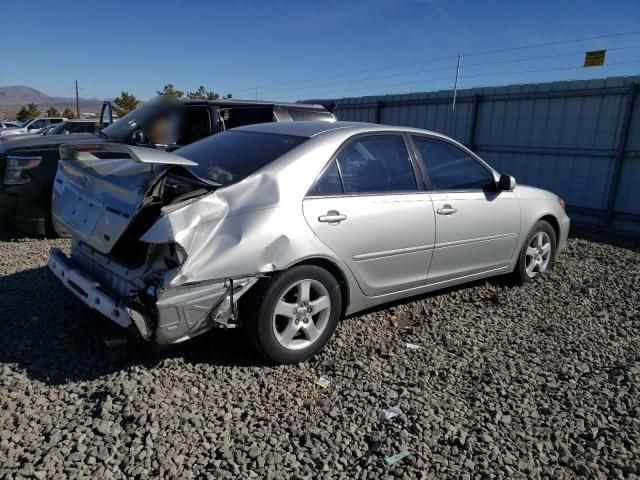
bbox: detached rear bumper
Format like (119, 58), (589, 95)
(48, 248), (132, 328)
(48, 247), (260, 344)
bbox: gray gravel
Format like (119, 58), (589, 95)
(0, 223), (638, 479)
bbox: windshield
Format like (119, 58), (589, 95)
(176, 130), (307, 186)
(101, 98), (184, 142)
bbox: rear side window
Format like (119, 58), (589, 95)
(178, 130), (307, 186)
(308, 161), (342, 196)
(412, 136), (494, 190)
(336, 135), (417, 194)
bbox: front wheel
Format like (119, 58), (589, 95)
(513, 220), (556, 283)
(242, 265), (342, 364)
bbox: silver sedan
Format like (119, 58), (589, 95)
(49, 121), (570, 363)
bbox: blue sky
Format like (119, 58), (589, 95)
(1, 0), (639, 101)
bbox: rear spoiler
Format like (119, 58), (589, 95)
(59, 142), (197, 166)
(297, 100), (337, 114)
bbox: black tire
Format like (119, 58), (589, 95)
(513, 220), (556, 283)
(242, 265), (342, 364)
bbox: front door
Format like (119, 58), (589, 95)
(303, 134), (436, 297)
(410, 135), (520, 283)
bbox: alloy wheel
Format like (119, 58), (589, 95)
(525, 231), (552, 277)
(272, 279), (331, 350)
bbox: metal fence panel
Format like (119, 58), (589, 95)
(324, 75), (640, 232)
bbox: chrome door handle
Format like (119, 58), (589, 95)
(437, 204), (457, 215)
(318, 210), (347, 224)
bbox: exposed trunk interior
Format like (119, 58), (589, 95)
(109, 167), (215, 266)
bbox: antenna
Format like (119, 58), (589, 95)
(452, 54), (462, 111)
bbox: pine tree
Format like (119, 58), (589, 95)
(62, 108), (76, 119)
(16, 103), (40, 121)
(113, 91), (140, 117)
(157, 84), (184, 98)
(187, 86), (207, 99)
(46, 106), (61, 117)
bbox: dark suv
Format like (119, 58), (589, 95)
(0, 98), (335, 236)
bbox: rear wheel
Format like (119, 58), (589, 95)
(242, 265), (342, 364)
(514, 220), (556, 283)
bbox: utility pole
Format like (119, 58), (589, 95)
(75, 80), (80, 119)
(452, 54), (462, 111)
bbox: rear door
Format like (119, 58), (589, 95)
(411, 135), (520, 283)
(303, 133), (435, 297)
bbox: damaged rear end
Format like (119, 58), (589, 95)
(48, 142), (258, 344)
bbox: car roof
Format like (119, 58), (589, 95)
(234, 120), (445, 139)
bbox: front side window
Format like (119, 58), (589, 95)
(336, 135), (417, 194)
(412, 136), (494, 190)
(29, 120), (46, 129)
(178, 130), (307, 186)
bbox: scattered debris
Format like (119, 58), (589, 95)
(316, 376), (331, 388)
(396, 313), (417, 328)
(383, 450), (411, 467)
(380, 406), (402, 423)
(321, 358), (337, 370)
(405, 343), (421, 350)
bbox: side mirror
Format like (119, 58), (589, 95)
(498, 174), (516, 191)
(131, 130), (148, 145)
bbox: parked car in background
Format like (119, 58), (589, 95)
(0, 117), (66, 137)
(47, 119), (106, 135)
(48, 121), (570, 363)
(0, 120), (106, 143)
(0, 97), (335, 236)
(0, 121), (22, 129)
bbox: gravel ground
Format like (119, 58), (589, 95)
(0, 223), (638, 479)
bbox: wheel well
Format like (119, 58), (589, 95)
(540, 214), (560, 243)
(292, 258), (350, 316)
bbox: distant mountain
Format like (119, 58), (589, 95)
(0, 85), (79, 106)
(0, 85), (110, 119)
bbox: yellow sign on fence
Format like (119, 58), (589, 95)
(584, 50), (606, 67)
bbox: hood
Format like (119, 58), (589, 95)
(52, 142), (202, 254)
(0, 132), (98, 153)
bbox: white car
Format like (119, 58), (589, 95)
(0, 117), (66, 137)
(0, 121), (21, 129)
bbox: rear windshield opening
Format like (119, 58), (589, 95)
(176, 130), (307, 186)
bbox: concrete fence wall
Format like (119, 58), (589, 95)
(322, 76), (640, 232)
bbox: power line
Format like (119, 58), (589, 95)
(270, 60), (640, 101)
(231, 30), (640, 95)
(252, 44), (640, 97)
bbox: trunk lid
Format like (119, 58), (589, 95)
(53, 142), (197, 255)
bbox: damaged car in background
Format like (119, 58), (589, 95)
(48, 121), (570, 363)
